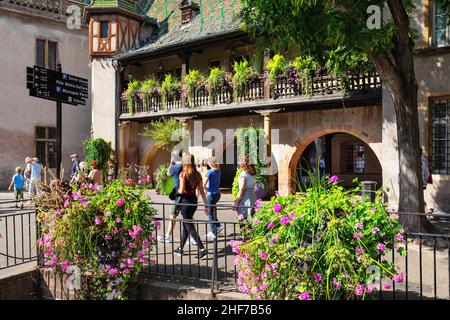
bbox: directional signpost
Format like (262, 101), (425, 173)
(26, 64), (89, 178)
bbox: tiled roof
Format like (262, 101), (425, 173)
(115, 0), (243, 59)
(89, 0), (145, 16)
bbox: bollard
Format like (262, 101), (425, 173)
(362, 181), (377, 203)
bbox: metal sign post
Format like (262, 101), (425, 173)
(26, 64), (88, 180)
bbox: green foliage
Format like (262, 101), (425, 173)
(153, 164), (173, 195)
(37, 179), (158, 299)
(267, 54), (287, 83)
(161, 74), (181, 109)
(141, 118), (187, 152)
(83, 138), (112, 174)
(184, 70), (204, 107)
(232, 59), (258, 101)
(124, 80), (140, 114)
(206, 67), (227, 104)
(232, 173), (406, 300)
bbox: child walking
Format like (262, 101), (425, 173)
(8, 167), (25, 209)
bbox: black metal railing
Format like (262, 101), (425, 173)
(147, 201), (243, 297)
(0, 200), (39, 271)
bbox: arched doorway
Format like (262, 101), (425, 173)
(291, 132), (382, 192)
(141, 145), (171, 178)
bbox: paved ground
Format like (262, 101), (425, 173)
(1, 190), (449, 299)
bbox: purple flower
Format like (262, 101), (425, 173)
(105, 211), (111, 217)
(272, 234), (279, 243)
(95, 217), (102, 225)
(267, 221), (275, 229)
(329, 175), (339, 183)
(333, 278), (341, 288)
(372, 227), (380, 234)
(280, 216), (290, 225)
(299, 291), (310, 300)
(356, 247), (364, 255)
(354, 284), (365, 296)
(375, 243), (386, 253)
(383, 283), (391, 289)
(253, 219), (260, 225)
(396, 233), (404, 242)
(355, 222), (364, 230)
(353, 232), (362, 239)
(289, 212), (296, 221)
(61, 260), (69, 272)
(108, 268), (118, 276)
(273, 203), (282, 214)
(275, 191), (279, 197)
(259, 251), (268, 259)
(116, 217), (121, 223)
(314, 273), (322, 282)
(255, 199), (262, 208)
(393, 272), (404, 283)
(370, 207), (377, 212)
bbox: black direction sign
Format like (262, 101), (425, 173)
(26, 65), (89, 106)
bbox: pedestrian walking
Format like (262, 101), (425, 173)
(29, 157), (44, 199)
(173, 155), (208, 261)
(8, 167), (25, 209)
(234, 157), (256, 223)
(204, 157), (223, 240)
(158, 150), (197, 245)
(24, 157), (32, 191)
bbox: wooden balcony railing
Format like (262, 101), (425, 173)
(120, 72), (381, 116)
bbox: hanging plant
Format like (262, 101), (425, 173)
(161, 74), (181, 109)
(184, 70), (204, 107)
(266, 54), (287, 84)
(206, 67), (226, 104)
(232, 59), (258, 102)
(140, 118), (188, 152)
(123, 80), (141, 114)
(139, 78), (159, 111)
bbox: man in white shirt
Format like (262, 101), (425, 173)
(29, 157), (44, 199)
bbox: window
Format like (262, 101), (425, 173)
(344, 143), (365, 174)
(431, 99), (450, 174)
(35, 127), (57, 168)
(433, 1), (450, 47)
(100, 21), (109, 39)
(36, 39), (57, 70)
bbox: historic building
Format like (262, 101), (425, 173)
(0, 0), (92, 188)
(85, 0), (449, 212)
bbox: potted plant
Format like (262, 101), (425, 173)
(184, 69), (204, 107)
(123, 80), (141, 114)
(140, 78), (159, 111)
(161, 74), (181, 109)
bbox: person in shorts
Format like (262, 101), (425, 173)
(9, 167), (25, 209)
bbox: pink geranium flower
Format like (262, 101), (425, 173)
(273, 203), (282, 214)
(280, 216), (290, 225)
(116, 199), (125, 207)
(393, 272), (404, 283)
(329, 175), (339, 183)
(375, 243), (386, 253)
(354, 284), (365, 296)
(95, 217), (102, 225)
(299, 291), (310, 300)
(259, 251), (268, 259)
(267, 221), (275, 229)
(314, 273), (322, 282)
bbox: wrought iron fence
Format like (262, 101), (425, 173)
(0, 200), (38, 271)
(2, 196), (449, 300)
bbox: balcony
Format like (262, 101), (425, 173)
(119, 71), (381, 120)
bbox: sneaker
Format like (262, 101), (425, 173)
(158, 235), (171, 243)
(206, 232), (216, 241)
(194, 249), (207, 261)
(186, 237), (197, 246)
(173, 248), (183, 256)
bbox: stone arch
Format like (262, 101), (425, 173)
(140, 144), (171, 174)
(285, 124), (382, 194)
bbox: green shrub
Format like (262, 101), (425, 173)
(83, 138), (112, 174)
(141, 118), (188, 152)
(154, 164), (173, 195)
(231, 174), (406, 300)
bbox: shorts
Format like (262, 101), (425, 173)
(14, 189), (24, 200)
(170, 197), (182, 219)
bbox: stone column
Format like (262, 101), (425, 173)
(254, 109), (282, 196)
(179, 52), (191, 108)
(118, 121), (128, 170)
